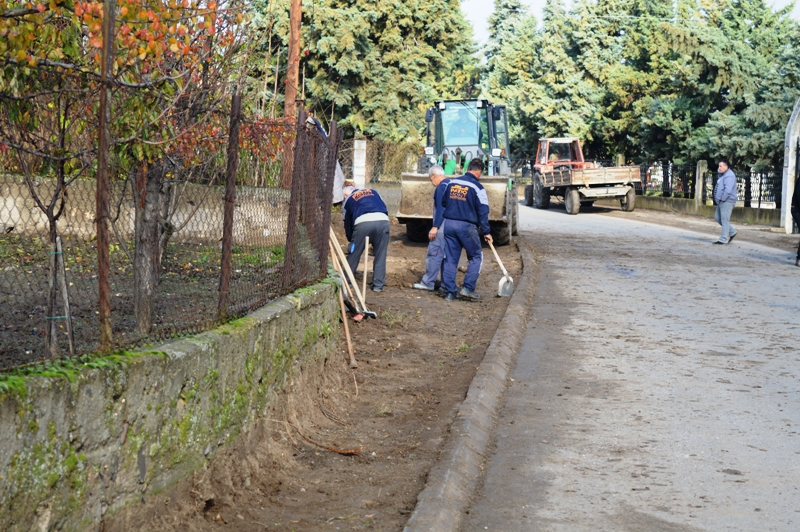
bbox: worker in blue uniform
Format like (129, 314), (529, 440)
(413, 165), (451, 291)
(433, 158), (492, 301)
(342, 185), (390, 292)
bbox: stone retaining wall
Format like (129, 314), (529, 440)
(0, 281), (339, 531)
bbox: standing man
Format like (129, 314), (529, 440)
(413, 165), (450, 291)
(713, 158), (738, 244)
(792, 175), (800, 267)
(343, 185), (390, 292)
(434, 158), (492, 301)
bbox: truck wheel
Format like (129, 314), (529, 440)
(490, 221), (511, 246)
(565, 188), (580, 215)
(621, 188), (636, 212)
(524, 184), (534, 207)
(405, 220), (432, 242)
(533, 174), (550, 209)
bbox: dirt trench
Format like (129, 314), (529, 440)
(100, 219), (522, 532)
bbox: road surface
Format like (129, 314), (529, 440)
(464, 204), (800, 531)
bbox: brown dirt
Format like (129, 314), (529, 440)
(101, 219), (522, 532)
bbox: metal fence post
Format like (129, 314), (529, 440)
(695, 160), (707, 208)
(218, 91), (241, 320)
(318, 121), (340, 271)
(744, 169), (752, 208)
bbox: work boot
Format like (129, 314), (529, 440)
(458, 288), (481, 301)
(444, 293), (457, 302)
(412, 282), (434, 291)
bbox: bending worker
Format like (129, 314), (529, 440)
(413, 165), (450, 291)
(343, 185), (390, 292)
(433, 158), (492, 301)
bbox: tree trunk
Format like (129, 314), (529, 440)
(46, 221), (60, 358)
(133, 163), (164, 335)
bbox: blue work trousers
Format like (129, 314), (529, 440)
(442, 219), (483, 295)
(421, 220), (447, 288)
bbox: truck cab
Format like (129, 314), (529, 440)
(532, 138), (596, 173)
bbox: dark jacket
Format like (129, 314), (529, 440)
(342, 188), (388, 241)
(435, 172), (491, 236)
(432, 178), (451, 224)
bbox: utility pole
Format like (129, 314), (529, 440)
(284, 0), (302, 123)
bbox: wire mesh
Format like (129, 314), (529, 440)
(0, 116), (340, 371)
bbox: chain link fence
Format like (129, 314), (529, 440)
(0, 109), (340, 371)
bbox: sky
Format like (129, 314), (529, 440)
(462, 0), (800, 44)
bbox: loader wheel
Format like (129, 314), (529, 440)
(533, 174), (550, 209)
(524, 184), (534, 207)
(565, 188), (580, 215)
(621, 188), (636, 212)
(490, 221), (511, 246)
(405, 220), (432, 242)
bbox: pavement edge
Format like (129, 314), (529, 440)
(404, 238), (537, 532)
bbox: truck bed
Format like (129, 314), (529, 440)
(540, 166), (640, 187)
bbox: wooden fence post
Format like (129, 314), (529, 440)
(218, 91), (242, 319)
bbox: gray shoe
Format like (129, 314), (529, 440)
(371, 286), (383, 293)
(412, 282), (434, 291)
(444, 293), (457, 301)
(458, 288), (481, 301)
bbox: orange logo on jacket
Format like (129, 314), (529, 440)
(449, 185), (469, 201)
(352, 189), (374, 201)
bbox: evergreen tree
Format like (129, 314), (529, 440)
(299, 0), (478, 140)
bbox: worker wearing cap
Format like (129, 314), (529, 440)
(413, 165), (450, 291)
(343, 185), (390, 292)
(433, 158), (492, 301)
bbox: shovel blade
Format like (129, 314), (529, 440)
(498, 275), (514, 297)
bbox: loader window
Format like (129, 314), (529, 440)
(442, 103), (480, 146)
(493, 107), (508, 150)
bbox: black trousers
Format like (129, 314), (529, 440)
(793, 207), (800, 259)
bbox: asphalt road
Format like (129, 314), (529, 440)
(464, 203), (800, 531)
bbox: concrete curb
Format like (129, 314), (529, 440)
(403, 239), (537, 532)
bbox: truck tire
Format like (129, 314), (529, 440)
(490, 221), (511, 246)
(621, 188), (636, 212)
(524, 184), (534, 207)
(565, 188), (580, 215)
(405, 220), (432, 242)
(533, 174), (550, 209)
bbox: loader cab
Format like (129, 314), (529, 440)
(422, 99), (511, 176)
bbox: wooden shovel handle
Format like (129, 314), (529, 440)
(487, 241), (509, 277)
